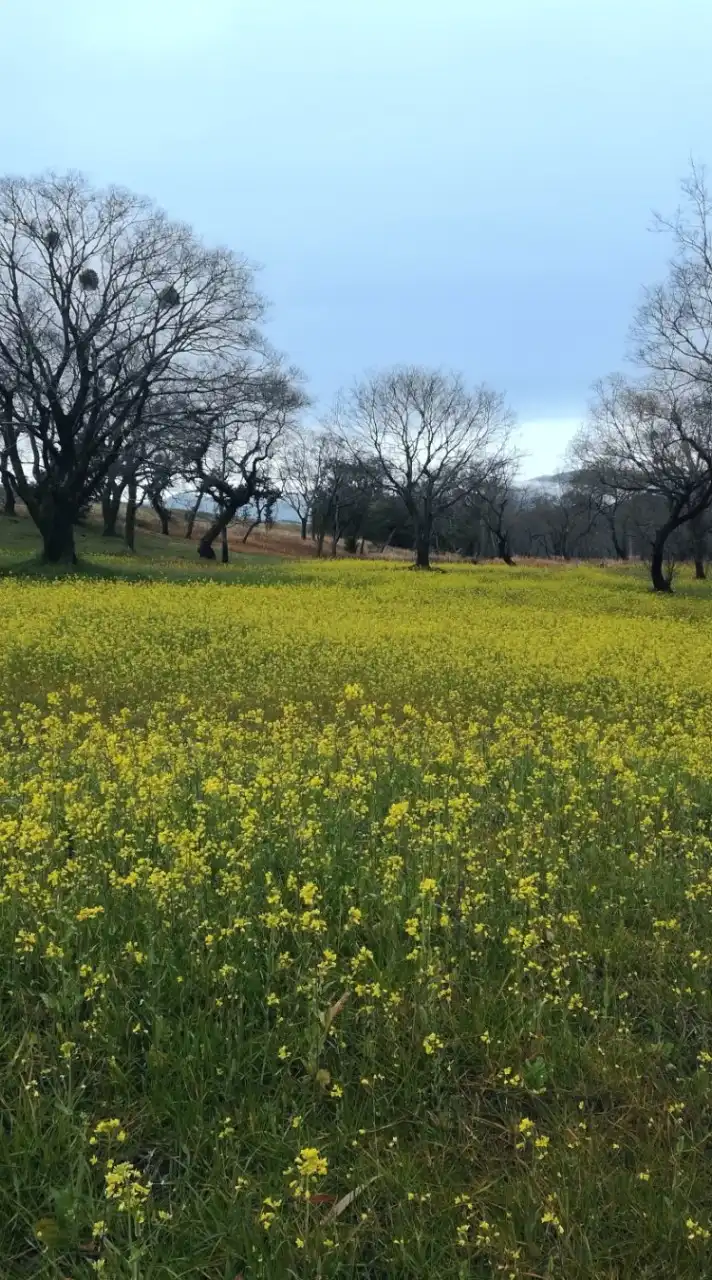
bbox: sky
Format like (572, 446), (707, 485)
(1, 0), (711, 477)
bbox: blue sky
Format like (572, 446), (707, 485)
(2, 0), (711, 475)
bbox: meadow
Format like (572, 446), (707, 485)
(3, 552), (712, 1278)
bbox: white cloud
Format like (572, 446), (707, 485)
(515, 416), (583, 479)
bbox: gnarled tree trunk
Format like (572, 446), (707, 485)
(495, 532), (515, 566)
(101, 477), (124, 537)
(38, 493), (77, 565)
(185, 488), (204, 539)
(1, 452), (16, 516)
(149, 491), (171, 536)
(124, 478), (139, 552)
(414, 526), (431, 569)
(198, 496), (241, 560)
(651, 524), (675, 592)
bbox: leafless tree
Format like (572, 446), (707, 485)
(0, 172), (266, 563)
(99, 414), (183, 545)
(310, 434), (350, 557)
(473, 457), (523, 565)
(338, 366), (513, 568)
(185, 360), (305, 563)
(634, 163), (712, 399)
(183, 483), (208, 539)
(525, 475), (598, 560)
(574, 375), (712, 590)
(239, 488), (280, 543)
(277, 427), (330, 539)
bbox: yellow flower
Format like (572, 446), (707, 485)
(104, 1160), (151, 1220)
(422, 1032), (444, 1055)
(299, 881), (319, 906)
(294, 1146), (328, 1178)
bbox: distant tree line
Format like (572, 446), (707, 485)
(4, 166), (712, 590)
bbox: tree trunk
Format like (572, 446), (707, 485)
(101, 481), (123, 537)
(651, 530), (674, 593)
(300, 515), (308, 540)
(147, 488), (169, 529)
(39, 495), (77, 565)
(150, 492), (171, 536)
(1, 458), (16, 516)
(330, 505), (341, 557)
(496, 533), (515, 566)
(124, 478), (138, 553)
(415, 526), (431, 569)
(185, 489), (204, 539)
(691, 519), (707, 580)
(221, 521), (229, 564)
(242, 518), (261, 543)
(198, 497), (241, 560)
(609, 523), (627, 560)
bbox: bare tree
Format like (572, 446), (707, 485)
(634, 163), (712, 397)
(278, 428), (330, 539)
(183, 483), (207, 539)
(575, 376), (712, 591)
(100, 457), (126, 538)
(239, 487), (280, 543)
(310, 434), (350, 557)
(0, 172), (266, 563)
(525, 475), (598, 560)
(339, 367), (513, 568)
(144, 451), (176, 536)
(473, 458), (523, 565)
(185, 361), (305, 563)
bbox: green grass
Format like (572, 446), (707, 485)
(3, 517), (712, 1277)
(0, 510), (290, 585)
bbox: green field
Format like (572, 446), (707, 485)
(2, 517), (712, 1277)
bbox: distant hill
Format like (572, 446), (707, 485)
(169, 491), (298, 524)
(527, 471), (574, 494)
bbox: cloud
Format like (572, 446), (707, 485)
(515, 418), (583, 479)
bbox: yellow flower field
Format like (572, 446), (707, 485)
(2, 560), (712, 1277)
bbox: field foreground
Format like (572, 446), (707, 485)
(2, 560), (712, 1278)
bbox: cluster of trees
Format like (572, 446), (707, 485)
(4, 167), (712, 590)
(273, 427), (712, 573)
(0, 173), (306, 564)
(570, 165), (712, 591)
(284, 162), (712, 589)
